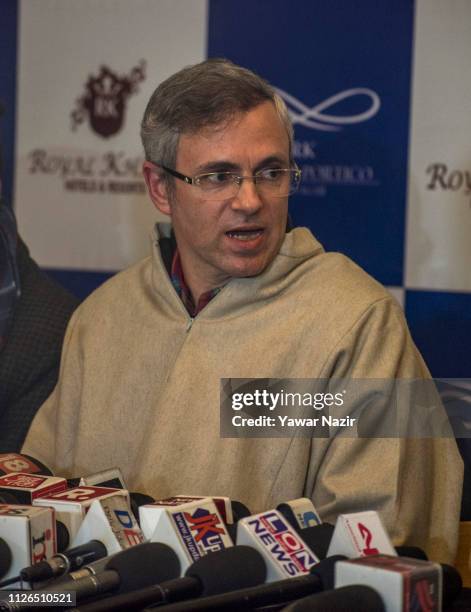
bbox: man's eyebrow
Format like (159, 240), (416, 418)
(195, 155), (290, 175)
(253, 155), (289, 172)
(194, 160), (240, 174)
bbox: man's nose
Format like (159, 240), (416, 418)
(230, 177), (263, 214)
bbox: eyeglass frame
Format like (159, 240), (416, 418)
(151, 162), (302, 196)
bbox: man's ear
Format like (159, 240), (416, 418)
(142, 161), (172, 216)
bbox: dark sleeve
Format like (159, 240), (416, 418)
(0, 237), (80, 451)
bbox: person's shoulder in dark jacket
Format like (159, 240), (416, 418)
(0, 237), (79, 451)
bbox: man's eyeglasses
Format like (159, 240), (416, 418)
(154, 164), (302, 201)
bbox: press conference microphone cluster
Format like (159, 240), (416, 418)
(73, 545), (266, 612)
(0, 454), (465, 611)
(0, 455), (149, 588)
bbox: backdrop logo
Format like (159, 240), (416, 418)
(275, 87), (380, 132)
(71, 61), (146, 138)
(275, 86), (381, 197)
(426, 163), (471, 205)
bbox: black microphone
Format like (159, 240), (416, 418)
(394, 545), (428, 560)
(19, 540), (108, 583)
(0, 538), (12, 579)
(128, 491), (154, 525)
(297, 523), (335, 560)
(35, 542), (180, 604)
(146, 554), (345, 611)
(281, 584), (385, 611)
(73, 545), (266, 612)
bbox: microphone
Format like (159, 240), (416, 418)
(139, 495), (234, 539)
(78, 468), (127, 490)
(0, 472), (67, 505)
(0, 454), (52, 477)
(36, 554), (114, 588)
(277, 498), (322, 530)
(394, 546), (428, 560)
(33, 485), (134, 544)
(27, 542), (180, 605)
(327, 510), (397, 558)
(70, 494), (145, 554)
(128, 492), (154, 525)
(229, 500), (251, 523)
(386, 547), (463, 608)
(18, 540), (108, 584)
(0, 537), (12, 579)
(72, 545), (266, 612)
(148, 498), (233, 573)
(294, 523), (335, 560)
(335, 554), (443, 610)
(236, 509), (319, 580)
(0, 504), (56, 587)
(281, 584), (385, 611)
(146, 554), (345, 611)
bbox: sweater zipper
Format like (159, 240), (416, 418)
(186, 317), (194, 332)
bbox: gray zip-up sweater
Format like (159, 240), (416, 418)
(23, 225), (463, 563)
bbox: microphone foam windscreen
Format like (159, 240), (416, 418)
(282, 584), (385, 612)
(442, 563), (463, 607)
(106, 542), (180, 593)
(300, 523), (335, 559)
(22, 455), (53, 476)
(56, 520), (70, 553)
(0, 538), (12, 578)
(309, 555), (347, 591)
(129, 492), (155, 524)
(185, 545), (266, 596)
(0, 492), (19, 504)
(230, 500), (251, 522)
(394, 546), (428, 560)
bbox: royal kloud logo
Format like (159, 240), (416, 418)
(426, 163), (471, 205)
(274, 86), (381, 197)
(24, 62), (147, 197)
(71, 61), (146, 138)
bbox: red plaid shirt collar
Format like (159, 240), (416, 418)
(170, 250), (222, 317)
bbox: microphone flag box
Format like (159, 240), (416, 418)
(140, 495), (233, 539)
(33, 486), (129, 543)
(79, 467), (127, 490)
(0, 473), (67, 504)
(276, 498), (322, 530)
(327, 510), (397, 559)
(177, 494), (233, 524)
(237, 510), (319, 582)
(0, 504), (56, 585)
(335, 554), (442, 612)
(149, 498), (233, 574)
(71, 494), (145, 554)
(0, 454), (48, 476)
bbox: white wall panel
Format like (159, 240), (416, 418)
(15, 0), (207, 270)
(405, 0), (471, 291)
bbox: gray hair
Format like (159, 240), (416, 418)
(141, 59), (293, 187)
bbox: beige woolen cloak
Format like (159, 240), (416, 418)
(23, 225), (463, 563)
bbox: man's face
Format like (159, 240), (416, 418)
(150, 101), (291, 294)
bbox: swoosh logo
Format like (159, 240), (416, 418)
(274, 87), (381, 131)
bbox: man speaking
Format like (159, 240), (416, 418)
(23, 59), (462, 563)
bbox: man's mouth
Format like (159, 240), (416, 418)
(225, 228), (264, 241)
